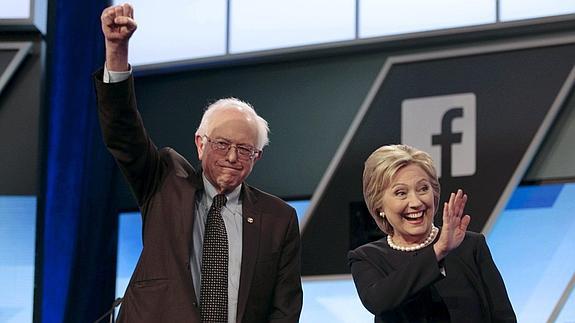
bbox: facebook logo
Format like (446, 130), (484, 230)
(401, 93), (476, 178)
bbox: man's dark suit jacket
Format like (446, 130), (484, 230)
(349, 231), (516, 323)
(94, 70), (303, 323)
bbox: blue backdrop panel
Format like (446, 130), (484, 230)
(0, 196), (36, 323)
(39, 0), (117, 322)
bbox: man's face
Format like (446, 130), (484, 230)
(195, 109), (261, 193)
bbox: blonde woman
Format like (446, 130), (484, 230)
(349, 144), (515, 323)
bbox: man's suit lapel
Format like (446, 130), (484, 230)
(236, 184), (261, 322)
(178, 166), (203, 248)
(177, 167), (203, 308)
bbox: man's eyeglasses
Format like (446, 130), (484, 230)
(203, 135), (261, 161)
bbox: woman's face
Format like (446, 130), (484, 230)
(381, 164), (436, 246)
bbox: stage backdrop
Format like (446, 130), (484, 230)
(302, 34), (575, 275)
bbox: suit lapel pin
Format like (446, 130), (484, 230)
(247, 217), (254, 223)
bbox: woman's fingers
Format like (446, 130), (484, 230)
(443, 189), (468, 224)
(460, 214), (471, 231)
(454, 190), (467, 218)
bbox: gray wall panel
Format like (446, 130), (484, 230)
(526, 92), (575, 181)
(0, 40), (42, 195)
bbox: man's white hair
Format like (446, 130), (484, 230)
(195, 97), (270, 150)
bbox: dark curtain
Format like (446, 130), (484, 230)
(38, 0), (117, 322)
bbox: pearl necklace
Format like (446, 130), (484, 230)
(387, 225), (439, 252)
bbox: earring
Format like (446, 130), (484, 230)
(379, 211), (385, 219)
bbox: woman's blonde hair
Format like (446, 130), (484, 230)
(362, 144), (440, 235)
